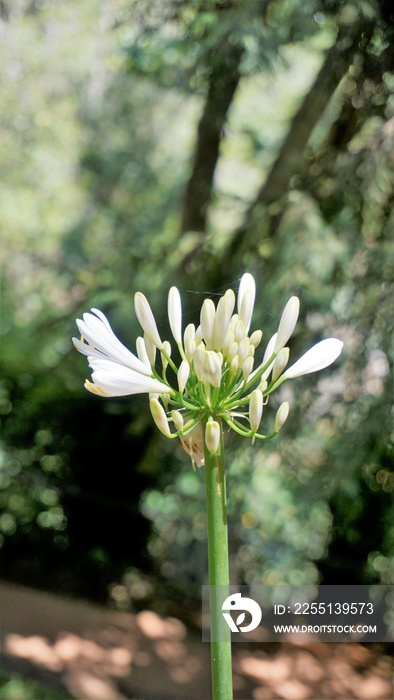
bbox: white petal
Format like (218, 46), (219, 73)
(87, 359), (170, 396)
(72, 337), (106, 359)
(284, 338), (344, 379)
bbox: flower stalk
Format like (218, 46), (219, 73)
(73, 272), (344, 700)
(204, 417), (233, 700)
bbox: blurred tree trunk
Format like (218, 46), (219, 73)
(180, 43), (243, 235)
(223, 17), (374, 265)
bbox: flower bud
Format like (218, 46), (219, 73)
(222, 330), (234, 354)
(193, 343), (205, 381)
(203, 351), (222, 388)
(237, 336), (250, 363)
(239, 289), (254, 334)
(136, 336), (151, 370)
(274, 297), (300, 352)
(171, 410), (184, 431)
(200, 299), (216, 349)
(227, 341), (238, 363)
(184, 324), (196, 362)
(234, 318), (246, 342)
(185, 339), (196, 363)
(184, 323), (195, 345)
(177, 359), (190, 393)
(168, 286), (182, 344)
(161, 340), (172, 370)
(195, 325), (204, 345)
(213, 289), (235, 350)
(283, 338), (344, 378)
(249, 330), (262, 348)
(144, 334), (156, 366)
(230, 356), (239, 375)
(242, 356), (254, 381)
(249, 389), (263, 433)
(237, 273), (256, 332)
(258, 332), (278, 381)
(205, 419), (220, 455)
(274, 402), (290, 432)
(134, 292), (163, 348)
(150, 398), (172, 437)
(272, 347), (290, 382)
(229, 314), (239, 330)
(162, 392), (171, 409)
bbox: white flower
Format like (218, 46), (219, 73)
(284, 338), (344, 379)
(74, 273), (344, 460)
(73, 309), (151, 376)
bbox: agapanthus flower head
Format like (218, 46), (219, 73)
(73, 274), (343, 466)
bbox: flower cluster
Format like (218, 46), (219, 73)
(73, 274), (343, 467)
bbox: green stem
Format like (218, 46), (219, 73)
(203, 417), (233, 700)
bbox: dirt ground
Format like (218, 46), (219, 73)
(0, 581), (392, 700)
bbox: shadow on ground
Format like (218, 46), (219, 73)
(0, 582), (392, 699)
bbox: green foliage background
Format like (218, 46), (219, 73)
(0, 0), (393, 611)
